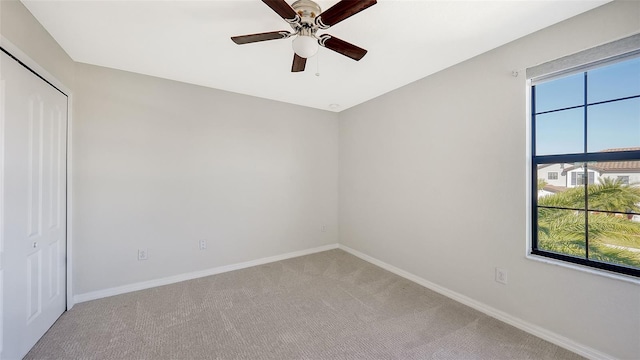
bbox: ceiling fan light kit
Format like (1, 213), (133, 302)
(231, 0), (377, 72)
(292, 35), (319, 58)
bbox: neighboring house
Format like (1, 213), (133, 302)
(537, 163), (570, 187)
(563, 162), (640, 187)
(563, 148), (640, 188)
(537, 148), (640, 190)
(537, 150), (640, 222)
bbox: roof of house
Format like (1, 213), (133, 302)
(601, 147), (640, 153)
(591, 161), (640, 172)
(560, 147), (640, 173)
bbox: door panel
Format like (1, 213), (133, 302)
(1, 51), (67, 360)
(27, 95), (43, 240)
(26, 252), (42, 323)
(48, 240), (61, 300)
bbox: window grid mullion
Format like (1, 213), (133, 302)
(531, 85), (539, 251)
(583, 72), (589, 261)
(533, 94), (640, 116)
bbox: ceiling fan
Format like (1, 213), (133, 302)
(231, 0), (377, 72)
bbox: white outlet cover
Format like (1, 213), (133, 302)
(495, 267), (508, 285)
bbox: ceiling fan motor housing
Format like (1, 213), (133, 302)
(291, 0), (322, 27)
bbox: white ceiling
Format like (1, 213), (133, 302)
(22, 0), (610, 112)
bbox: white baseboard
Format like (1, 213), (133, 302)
(338, 244), (615, 360)
(74, 243), (339, 304)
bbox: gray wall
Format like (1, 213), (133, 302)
(0, 0), (74, 88)
(3, 0), (639, 358)
(72, 63), (339, 294)
(339, 2), (640, 359)
(2, 0), (339, 296)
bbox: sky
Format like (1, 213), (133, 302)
(534, 56), (640, 156)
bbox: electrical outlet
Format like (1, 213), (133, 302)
(495, 267), (508, 285)
(199, 239), (207, 250)
(321, 225), (327, 233)
(138, 249), (148, 261)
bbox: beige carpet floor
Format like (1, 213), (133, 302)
(25, 249), (583, 359)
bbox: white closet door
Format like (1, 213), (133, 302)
(1, 51), (67, 360)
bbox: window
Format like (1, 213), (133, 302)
(570, 171), (594, 186)
(530, 49), (640, 278)
(547, 172), (558, 180)
(618, 176), (630, 185)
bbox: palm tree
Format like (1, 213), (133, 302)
(538, 176), (640, 213)
(587, 177), (640, 213)
(537, 178), (548, 192)
(537, 207), (640, 267)
(537, 177), (640, 268)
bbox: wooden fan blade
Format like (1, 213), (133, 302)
(231, 31), (291, 45)
(319, 35), (367, 61)
(262, 0), (299, 22)
(316, 0), (376, 28)
(291, 54), (307, 72)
